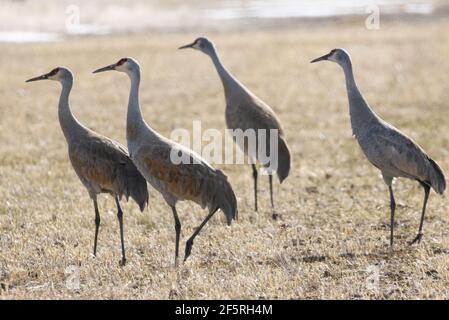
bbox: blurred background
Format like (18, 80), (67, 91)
(0, 0), (447, 42)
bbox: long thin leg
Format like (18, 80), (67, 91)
(410, 183), (430, 245)
(252, 164), (258, 212)
(184, 208), (218, 261)
(171, 205), (181, 266)
(388, 185), (396, 248)
(93, 196), (101, 257)
(269, 174), (274, 208)
(115, 196), (126, 266)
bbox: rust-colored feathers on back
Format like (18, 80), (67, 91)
(69, 134), (148, 211)
(140, 145), (237, 224)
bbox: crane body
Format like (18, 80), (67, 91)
(26, 67), (149, 265)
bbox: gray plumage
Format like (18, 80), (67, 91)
(26, 67), (149, 265)
(179, 37), (291, 211)
(311, 48), (445, 247)
(93, 58), (237, 263)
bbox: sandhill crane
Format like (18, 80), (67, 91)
(26, 67), (149, 265)
(311, 48), (446, 247)
(93, 58), (237, 263)
(179, 37), (291, 212)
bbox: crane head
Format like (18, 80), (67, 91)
(26, 67), (72, 83)
(93, 57), (139, 75)
(178, 37), (214, 55)
(311, 48), (351, 65)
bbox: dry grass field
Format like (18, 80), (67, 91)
(1, 17), (449, 299)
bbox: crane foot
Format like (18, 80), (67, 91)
(409, 233), (423, 245)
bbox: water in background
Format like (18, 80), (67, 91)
(0, 0), (441, 43)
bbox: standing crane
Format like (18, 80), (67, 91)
(26, 67), (149, 265)
(93, 58), (237, 263)
(311, 48), (446, 247)
(179, 37), (291, 212)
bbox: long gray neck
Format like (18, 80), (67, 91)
(341, 59), (379, 137)
(208, 47), (243, 99)
(126, 68), (158, 143)
(58, 78), (87, 143)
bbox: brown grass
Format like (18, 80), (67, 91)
(1, 18), (449, 299)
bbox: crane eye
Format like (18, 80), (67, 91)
(117, 58), (128, 65)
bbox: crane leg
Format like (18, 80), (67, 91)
(252, 164), (258, 212)
(388, 185), (396, 248)
(269, 174), (274, 208)
(115, 196), (126, 266)
(410, 183), (430, 245)
(92, 197), (101, 257)
(171, 206), (181, 266)
(184, 208), (218, 262)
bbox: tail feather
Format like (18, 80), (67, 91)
(209, 170), (237, 225)
(276, 136), (291, 183)
(126, 163), (149, 211)
(428, 157), (446, 194)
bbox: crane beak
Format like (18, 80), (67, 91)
(178, 42), (195, 50)
(92, 63), (116, 74)
(310, 52), (331, 63)
(25, 73), (49, 82)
